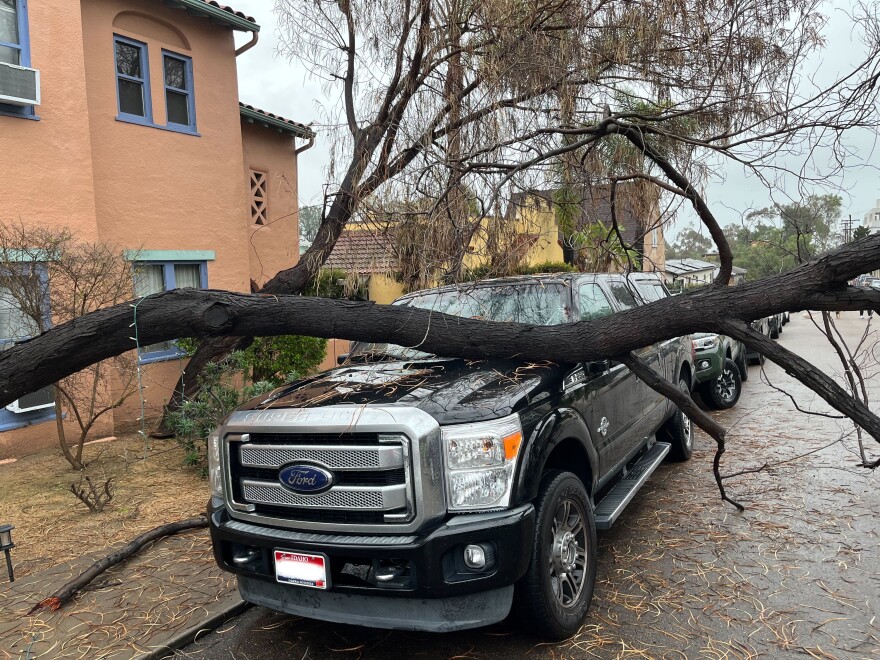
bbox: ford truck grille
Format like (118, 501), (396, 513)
(227, 432), (412, 525)
(220, 406), (446, 534)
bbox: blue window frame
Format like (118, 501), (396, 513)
(162, 51), (196, 131)
(133, 261), (207, 363)
(114, 35), (151, 123)
(0, 0), (36, 120)
(0, 262), (56, 431)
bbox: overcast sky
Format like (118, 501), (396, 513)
(231, 1), (880, 239)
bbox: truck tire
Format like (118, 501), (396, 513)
(514, 470), (597, 640)
(659, 377), (693, 461)
(700, 358), (741, 410)
(735, 349), (748, 382)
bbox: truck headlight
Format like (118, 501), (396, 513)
(442, 414), (523, 512)
(207, 428), (223, 498)
(691, 335), (719, 351)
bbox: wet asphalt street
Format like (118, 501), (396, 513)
(173, 312), (879, 659)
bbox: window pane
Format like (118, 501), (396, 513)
(133, 265), (172, 354)
(115, 42), (141, 77)
(578, 284), (613, 321)
(607, 282), (637, 310)
(118, 79), (145, 116)
(0, 1), (18, 45)
(0, 286), (38, 342)
(0, 44), (17, 65)
(133, 265), (165, 297)
(164, 56), (186, 89)
(173, 264), (201, 289)
(166, 90), (189, 125)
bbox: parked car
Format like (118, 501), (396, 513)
(692, 333), (746, 408)
(747, 317), (771, 365)
(206, 273), (694, 639)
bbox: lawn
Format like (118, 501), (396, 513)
(0, 433), (207, 578)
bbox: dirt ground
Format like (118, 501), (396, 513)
(0, 433), (207, 578)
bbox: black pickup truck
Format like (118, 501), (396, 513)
(207, 272), (694, 639)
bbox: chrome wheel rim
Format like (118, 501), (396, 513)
(549, 497), (588, 608)
(682, 411), (692, 450)
(714, 367), (736, 402)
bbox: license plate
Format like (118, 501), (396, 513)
(274, 550), (328, 589)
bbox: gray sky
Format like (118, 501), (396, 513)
(231, 1), (880, 239)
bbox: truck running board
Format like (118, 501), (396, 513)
(594, 441), (671, 530)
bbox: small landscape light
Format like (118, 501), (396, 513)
(0, 524), (14, 583)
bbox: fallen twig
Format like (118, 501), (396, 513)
(26, 515), (208, 616)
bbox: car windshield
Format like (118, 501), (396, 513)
(350, 282), (571, 361)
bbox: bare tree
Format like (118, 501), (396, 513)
(0, 223), (138, 470)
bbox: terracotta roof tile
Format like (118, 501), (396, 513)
(324, 230), (397, 274)
(200, 0), (255, 23)
(239, 103), (313, 138)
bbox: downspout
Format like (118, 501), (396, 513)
(295, 133), (315, 155)
(235, 30), (259, 56)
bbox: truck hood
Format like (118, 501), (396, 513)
(239, 358), (561, 425)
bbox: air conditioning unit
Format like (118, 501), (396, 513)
(6, 385), (54, 413)
(0, 61), (40, 106)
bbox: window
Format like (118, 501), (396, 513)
(633, 279), (669, 303)
(0, 268), (55, 430)
(606, 281), (638, 310)
(162, 51), (195, 130)
(0, 280), (38, 349)
(0, 0), (22, 65)
(114, 36), (150, 120)
(133, 261), (206, 361)
(577, 283), (613, 321)
(651, 227), (659, 248)
(249, 170), (268, 224)
(0, 0), (35, 119)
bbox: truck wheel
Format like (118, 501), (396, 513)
(659, 377), (693, 461)
(700, 358), (741, 410)
(735, 349), (748, 382)
(515, 470), (597, 640)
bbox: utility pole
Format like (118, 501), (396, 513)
(842, 214), (854, 243)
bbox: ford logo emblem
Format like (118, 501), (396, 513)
(278, 464), (333, 494)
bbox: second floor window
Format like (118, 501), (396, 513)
(0, 0), (19, 65)
(115, 36), (150, 120)
(163, 52), (194, 129)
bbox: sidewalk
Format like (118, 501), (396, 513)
(0, 529), (245, 659)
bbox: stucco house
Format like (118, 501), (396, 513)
(0, 0), (311, 454)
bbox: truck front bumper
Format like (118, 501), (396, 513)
(694, 349), (722, 383)
(208, 499), (535, 631)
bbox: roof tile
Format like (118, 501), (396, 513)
(324, 230), (397, 274)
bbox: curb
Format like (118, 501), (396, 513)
(140, 598), (252, 659)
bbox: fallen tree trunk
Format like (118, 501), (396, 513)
(26, 516), (208, 616)
(2, 234), (879, 411)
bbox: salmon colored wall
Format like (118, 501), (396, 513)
(80, 0), (251, 293)
(113, 357), (188, 430)
(240, 121), (299, 287)
(0, 0), (100, 241)
(318, 338), (350, 372)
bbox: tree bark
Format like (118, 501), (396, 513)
(2, 235), (880, 450)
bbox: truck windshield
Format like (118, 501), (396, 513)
(350, 282), (571, 361)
